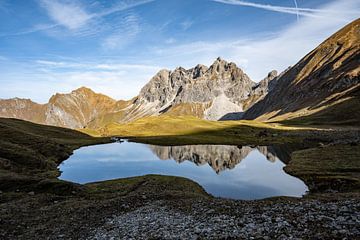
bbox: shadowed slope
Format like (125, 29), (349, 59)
(244, 18), (360, 125)
(0, 117), (109, 191)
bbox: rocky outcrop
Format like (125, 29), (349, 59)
(242, 70), (280, 110)
(2, 19), (359, 128)
(122, 57), (256, 122)
(244, 19), (360, 124)
(0, 57), (276, 128)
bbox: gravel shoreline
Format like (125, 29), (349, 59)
(90, 198), (360, 240)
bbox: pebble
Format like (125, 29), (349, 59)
(89, 199), (360, 239)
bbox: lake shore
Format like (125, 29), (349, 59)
(1, 175), (359, 239)
(0, 118), (359, 239)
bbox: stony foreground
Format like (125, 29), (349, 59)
(90, 198), (360, 240)
(1, 179), (359, 239)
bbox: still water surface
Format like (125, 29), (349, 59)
(59, 141), (308, 200)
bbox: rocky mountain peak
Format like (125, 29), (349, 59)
(192, 64), (208, 79)
(127, 57), (257, 122)
(267, 70), (278, 81)
(209, 57), (236, 74)
(72, 86), (95, 94)
(1, 20), (359, 128)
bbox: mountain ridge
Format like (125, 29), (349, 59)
(1, 58), (273, 128)
(244, 18), (360, 125)
(0, 19), (359, 128)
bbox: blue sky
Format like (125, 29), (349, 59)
(0, 0), (359, 102)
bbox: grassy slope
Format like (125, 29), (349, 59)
(0, 117), (209, 199)
(281, 87), (360, 126)
(1, 116), (359, 197)
(243, 19), (360, 123)
(85, 115), (313, 145)
(285, 145), (360, 193)
(0, 118), (110, 191)
(83, 115), (360, 193)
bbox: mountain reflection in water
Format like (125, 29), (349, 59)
(149, 145), (292, 173)
(59, 141), (307, 200)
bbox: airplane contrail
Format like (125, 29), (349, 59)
(211, 0), (359, 18)
(293, 0), (300, 22)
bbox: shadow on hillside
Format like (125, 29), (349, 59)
(218, 112), (244, 121)
(281, 92), (360, 126)
(244, 47), (360, 123)
(247, 83), (360, 126)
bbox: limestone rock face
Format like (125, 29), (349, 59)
(124, 57), (256, 122)
(1, 19), (359, 128)
(0, 57), (278, 127)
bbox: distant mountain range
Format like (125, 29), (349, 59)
(1, 18), (359, 128)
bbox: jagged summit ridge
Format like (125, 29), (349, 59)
(132, 58), (256, 121)
(0, 58), (280, 128)
(2, 15), (359, 131)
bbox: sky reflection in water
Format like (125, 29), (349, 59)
(59, 141), (308, 200)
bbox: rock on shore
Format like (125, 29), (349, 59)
(90, 199), (360, 239)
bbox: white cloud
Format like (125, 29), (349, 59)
(97, 0), (155, 17)
(47, 69), (161, 101)
(0, 23), (59, 37)
(165, 38), (176, 44)
(148, 0), (360, 80)
(101, 13), (141, 50)
(39, 0), (91, 30)
(1, 0), (359, 103)
(180, 19), (194, 30)
(35, 59), (161, 72)
(0, 60), (162, 102)
(3, 0), (154, 37)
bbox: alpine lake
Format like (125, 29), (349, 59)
(59, 140), (308, 200)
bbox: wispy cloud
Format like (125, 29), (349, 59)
(0, 55), (7, 61)
(0, 23), (58, 37)
(97, 0), (155, 17)
(165, 38), (176, 44)
(0, 58), (162, 102)
(211, 0), (358, 18)
(180, 19), (194, 30)
(35, 59), (161, 71)
(101, 12), (141, 50)
(149, 0), (360, 80)
(39, 0), (154, 31)
(1, 0), (154, 37)
(39, 0), (91, 30)
(293, 0), (299, 22)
